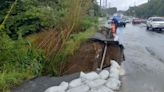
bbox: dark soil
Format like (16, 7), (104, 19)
(62, 40), (124, 75)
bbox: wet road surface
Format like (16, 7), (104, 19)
(120, 23), (164, 92)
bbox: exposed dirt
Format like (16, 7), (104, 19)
(62, 40), (124, 75)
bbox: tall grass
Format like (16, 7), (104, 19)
(35, 0), (95, 75)
(34, 0), (96, 75)
(0, 33), (45, 91)
(50, 27), (96, 75)
(0, 0), (97, 91)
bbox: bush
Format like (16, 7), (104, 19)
(80, 16), (98, 31)
(1, 0), (65, 39)
(0, 33), (45, 91)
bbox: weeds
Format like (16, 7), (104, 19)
(47, 27), (97, 75)
(34, 0), (97, 75)
(0, 0), (98, 91)
(0, 33), (45, 91)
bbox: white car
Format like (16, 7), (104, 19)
(146, 17), (164, 32)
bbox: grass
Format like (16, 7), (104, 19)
(0, 34), (45, 92)
(65, 27), (96, 55)
(0, 0), (97, 91)
(48, 27), (96, 75)
(0, 69), (34, 92)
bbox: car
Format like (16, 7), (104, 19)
(146, 17), (164, 32)
(108, 17), (126, 27)
(132, 18), (143, 24)
(118, 19), (126, 27)
(125, 19), (131, 23)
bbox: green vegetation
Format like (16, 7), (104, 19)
(126, 0), (164, 18)
(0, 0), (99, 91)
(47, 27), (96, 75)
(0, 33), (45, 91)
(0, 0), (65, 39)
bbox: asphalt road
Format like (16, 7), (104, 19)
(120, 23), (164, 92)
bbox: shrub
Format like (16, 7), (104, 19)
(1, 0), (66, 39)
(0, 33), (45, 91)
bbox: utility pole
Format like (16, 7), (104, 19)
(105, 0), (107, 8)
(100, 0), (102, 8)
(100, 0), (102, 16)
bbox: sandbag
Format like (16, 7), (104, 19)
(110, 66), (120, 74)
(80, 72), (100, 81)
(99, 70), (109, 80)
(45, 81), (68, 92)
(90, 86), (114, 92)
(119, 65), (125, 76)
(110, 60), (120, 79)
(114, 35), (119, 41)
(109, 72), (119, 80)
(111, 60), (120, 69)
(67, 85), (89, 92)
(85, 79), (106, 88)
(106, 78), (121, 90)
(69, 78), (82, 88)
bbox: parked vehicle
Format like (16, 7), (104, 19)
(146, 17), (164, 32)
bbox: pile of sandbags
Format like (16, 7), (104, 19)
(45, 60), (123, 92)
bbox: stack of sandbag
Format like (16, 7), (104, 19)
(45, 60), (123, 92)
(45, 82), (68, 92)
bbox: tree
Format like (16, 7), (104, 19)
(125, 0), (164, 18)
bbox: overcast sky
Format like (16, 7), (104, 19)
(97, 0), (148, 10)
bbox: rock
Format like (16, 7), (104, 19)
(99, 70), (109, 80)
(45, 81), (68, 92)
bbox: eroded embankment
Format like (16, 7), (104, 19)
(62, 40), (124, 75)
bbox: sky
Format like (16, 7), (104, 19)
(97, 0), (148, 10)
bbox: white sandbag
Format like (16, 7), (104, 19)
(109, 72), (119, 80)
(110, 67), (120, 75)
(67, 85), (89, 92)
(111, 60), (120, 69)
(86, 79), (106, 88)
(69, 78), (82, 88)
(106, 78), (121, 90)
(114, 35), (119, 41)
(110, 60), (120, 79)
(99, 70), (109, 80)
(45, 81), (68, 92)
(80, 72), (100, 81)
(60, 82), (69, 90)
(119, 65), (125, 76)
(110, 67), (120, 79)
(89, 86), (114, 92)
